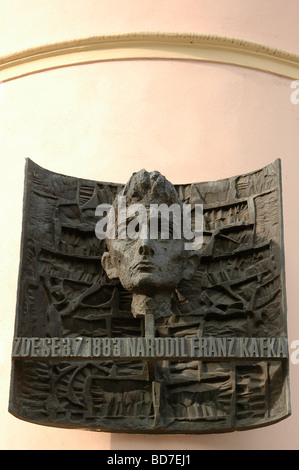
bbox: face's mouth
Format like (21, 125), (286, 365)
(133, 260), (155, 272)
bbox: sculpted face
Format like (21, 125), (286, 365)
(102, 226), (194, 294)
(101, 170), (198, 297)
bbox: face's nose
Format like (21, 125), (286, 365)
(139, 238), (154, 256)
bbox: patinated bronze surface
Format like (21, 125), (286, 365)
(9, 159), (290, 433)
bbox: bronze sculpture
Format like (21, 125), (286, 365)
(101, 169), (200, 323)
(9, 159), (290, 433)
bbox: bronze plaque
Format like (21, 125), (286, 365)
(9, 159), (290, 433)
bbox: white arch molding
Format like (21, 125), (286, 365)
(1, 32), (299, 82)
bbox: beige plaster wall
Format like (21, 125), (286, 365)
(0, 1), (299, 450)
(1, 0), (299, 56)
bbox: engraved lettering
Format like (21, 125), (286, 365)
(240, 338), (250, 357)
(85, 337), (92, 356)
(40, 338), (51, 357)
(61, 338), (71, 357)
(136, 338), (145, 356)
(112, 338), (121, 356)
(31, 337), (40, 357)
(209, 338), (218, 357)
(217, 338), (227, 356)
(72, 337), (83, 356)
(199, 338), (207, 357)
(228, 338), (235, 357)
(277, 338), (287, 357)
(175, 337), (180, 356)
(20, 338), (31, 357)
(260, 338), (267, 357)
(250, 338), (259, 357)
(146, 338), (155, 356)
(165, 338), (174, 356)
(10, 336), (289, 360)
(103, 338), (111, 357)
(267, 338), (276, 357)
(12, 338), (21, 356)
(51, 338), (60, 357)
(93, 338), (102, 357)
(126, 338), (136, 356)
(190, 337), (198, 357)
(180, 338), (187, 357)
(155, 338), (164, 357)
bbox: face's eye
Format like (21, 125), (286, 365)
(125, 216), (150, 241)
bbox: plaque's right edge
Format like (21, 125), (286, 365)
(277, 157), (291, 419)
